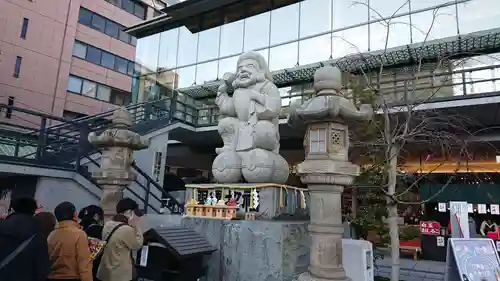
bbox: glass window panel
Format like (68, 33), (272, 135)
(122, 0), (135, 14)
(332, 25), (368, 59)
(270, 3), (299, 45)
(196, 61), (219, 85)
(158, 29), (178, 70)
(220, 20), (244, 57)
(244, 12), (270, 51)
(300, 0), (332, 38)
(135, 34), (160, 74)
(104, 21), (119, 38)
(197, 26), (220, 62)
(91, 14), (105, 32)
(177, 27), (198, 66)
(410, 0), (450, 11)
(107, 0), (121, 6)
(134, 3), (145, 19)
(279, 86), (292, 97)
(299, 34), (331, 65)
(86, 46), (102, 64)
(369, 15), (411, 51)
(101, 52), (115, 69)
(119, 30), (130, 43)
(127, 61), (135, 76)
(82, 80), (97, 97)
(410, 6), (457, 44)
(318, 142), (326, 152)
(218, 56), (238, 78)
(310, 142), (319, 153)
(333, 0), (369, 29)
(78, 8), (92, 26)
(67, 76), (82, 93)
(369, 0), (409, 20)
(175, 66), (196, 88)
(269, 42), (298, 71)
(457, 0), (500, 35)
(115, 56), (128, 74)
(318, 128), (326, 141)
(130, 36), (137, 46)
(310, 129), (319, 141)
(72, 41), (87, 59)
(97, 85), (111, 101)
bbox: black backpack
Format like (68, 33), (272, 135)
(92, 223), (126, 281)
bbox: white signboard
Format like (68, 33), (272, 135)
(139, 246), (149, 267)
(438, 202), (447, 212)
(478, 204), (487, 214)
(468, 204), (473, 213)
(437, 236), (445, 247)
(491, 205), (499, 215)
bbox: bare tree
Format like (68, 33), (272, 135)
(333, 1), (491, 281)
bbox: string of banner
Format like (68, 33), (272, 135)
(435, 202), (500, 215)
(185, 183), (308, 209)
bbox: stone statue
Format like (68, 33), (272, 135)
(88, 107), (149, 219)
(212, 51), (289, 184)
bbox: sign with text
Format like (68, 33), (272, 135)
(420, 221), (440, 236)
(445, 238), (500, 281)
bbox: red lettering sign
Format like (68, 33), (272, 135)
(420, 221), (441, 236)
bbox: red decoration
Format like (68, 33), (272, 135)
(420, 221), (440, 236)
(226, 199), (237, 207)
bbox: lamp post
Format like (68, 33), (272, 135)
(288, 66), (373, 281)
(88, 107), (149, 219)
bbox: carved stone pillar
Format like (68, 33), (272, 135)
(288, 66), (373, 281)
(88, 107), (149, 219)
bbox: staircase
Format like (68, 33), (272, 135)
(0, 99), (185, 214)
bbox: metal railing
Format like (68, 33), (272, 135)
(0, 103), (183, 214)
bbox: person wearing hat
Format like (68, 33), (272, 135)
(78, 205), (104, 239)
(96, 198), (144, 281)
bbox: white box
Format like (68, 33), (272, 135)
(342, 239), (374, 281)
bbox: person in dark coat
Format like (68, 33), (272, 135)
(78, 205), (104, 239)
(0, 197), (51, 281)
(34, 212), (56, 239)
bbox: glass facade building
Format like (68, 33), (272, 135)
(131, 0), (500, 125)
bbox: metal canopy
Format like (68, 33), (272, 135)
(178, 28), (500, 99)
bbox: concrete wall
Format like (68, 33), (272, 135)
(35, 176), (100, 213)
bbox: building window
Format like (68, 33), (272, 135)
(309, 128), (327, 153)
(73, 41), (134, 76)
(90, 13), (105, 32)
(86, 46), (102, 64)
(97, 85), (111, 101)
(82, 80), (97, 98)
(67, 76), (83, 93)
(13, 56), (22, 78)
(153, 10), (162, 17)
(20, 18), (29, 39)
(6, 97), (15, 119)
(78, 7), (137, 45)
(105, 0), (146, 19)
(67, 74), (130, 106)
(101, 52), (115, 69)
(72, 41), (87, 58)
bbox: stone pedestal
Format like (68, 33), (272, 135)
(88, 107), (149, 219)
(288, 66), (373, 281)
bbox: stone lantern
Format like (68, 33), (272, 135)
(88, 107), (149, 219)
(288, 66), (373, 281)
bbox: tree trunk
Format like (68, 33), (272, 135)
(387, 145), (400, 281)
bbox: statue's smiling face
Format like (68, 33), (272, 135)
(234, 59), (265, 89)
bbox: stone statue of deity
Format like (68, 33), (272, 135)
(212, 51), (289, 184)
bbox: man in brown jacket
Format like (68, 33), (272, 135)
(47, 202), (92, 281)
(97, 198), (144, 281)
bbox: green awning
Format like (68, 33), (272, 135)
(420, 184), (500, 204)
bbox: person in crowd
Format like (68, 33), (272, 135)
(97, 198), (144, 281)
(0, 197), (51, 281)
(35, 212), (56, 239)
(47, 201), (92, 281)
(78, 205), (104, 239)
